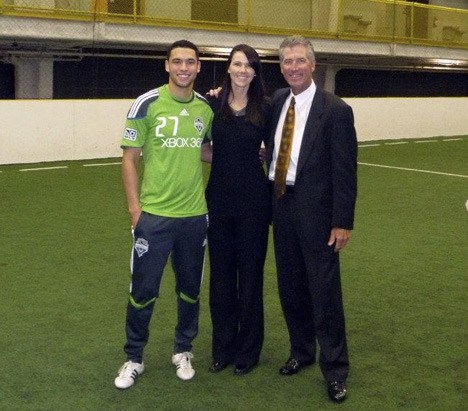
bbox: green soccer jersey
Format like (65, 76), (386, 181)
(121, 85), (213, 218)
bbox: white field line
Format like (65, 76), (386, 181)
(358, 162), (467, 178)
(385, 142), (409, 145)
(20, 166), (68, 172)
(3, 138), (464, 172)
(8, 162), (120, 172)
(83, 162), (121, 167)
(359, 138), (465, 148)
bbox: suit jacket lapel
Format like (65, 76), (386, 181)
(295, 87), (325, 179)
(266, 89), (289, 168)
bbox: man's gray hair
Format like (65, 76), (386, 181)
(279, 35), (315, 63)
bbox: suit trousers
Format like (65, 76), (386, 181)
(208, 214), (269, 365)
(273, 193), (349, 382)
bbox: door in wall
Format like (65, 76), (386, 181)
(108, 0), (142, 14)
(191, 0), (238, 23)
(405, 0), (429, 39)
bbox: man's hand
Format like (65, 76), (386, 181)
(206, 87), (222, 98)
(328, 228), (352, 252)
(122, 147), (142, 231)
(201, 142), (213, 163)
(130, 208), (142, 230)
(258, 147), (266, 163)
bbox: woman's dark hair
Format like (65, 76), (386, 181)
(219, 44), (266, 127)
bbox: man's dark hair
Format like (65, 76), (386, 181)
(167, 40), (200, 60)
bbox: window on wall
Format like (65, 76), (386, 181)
(335, 69), (468, 97)
(191, 0), (238, 23)
(107, 0), (144, 14)
(405, 0), (430, 39)
(0, 63), (15, 99)
(51, 56), (287, 99)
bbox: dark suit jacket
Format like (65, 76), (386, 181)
(266, 86), (358, 248)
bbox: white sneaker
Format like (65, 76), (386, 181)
(114, 360), (144, 389)
(172, 352), (195, 380)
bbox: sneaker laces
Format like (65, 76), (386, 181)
(118, 361), (138, 378)
(175, 352), (194, 370)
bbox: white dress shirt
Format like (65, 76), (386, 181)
(269, 81), (316, 185)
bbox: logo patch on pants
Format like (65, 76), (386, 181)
(134, 238), (149, 257)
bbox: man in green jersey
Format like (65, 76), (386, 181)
(114, 40), (214, 389)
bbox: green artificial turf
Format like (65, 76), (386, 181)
(0, 136), (466, 410)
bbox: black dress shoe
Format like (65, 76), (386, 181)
(279, 358), (314, 376)
(209, 361), (229, 373)
(233, 362), (257, 376)
(327, 381), (347, 402)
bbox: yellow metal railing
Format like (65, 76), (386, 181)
(1, 0), (466, 49)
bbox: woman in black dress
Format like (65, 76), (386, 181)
(202, 44), (271, 375)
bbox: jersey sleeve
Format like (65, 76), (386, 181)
(204, 109), (214, 142)
(120, 88), (158, 148)
(196, 92), (215, 142)
(120, 118), (147, 148)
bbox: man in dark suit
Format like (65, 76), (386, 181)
(266, 36), (358, 403)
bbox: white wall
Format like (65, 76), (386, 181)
(347, 97), (468, 141)
(0, 100), (128, 165)
(0, 97), (467, 165)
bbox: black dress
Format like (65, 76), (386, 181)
(206, 96), (271, 366)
